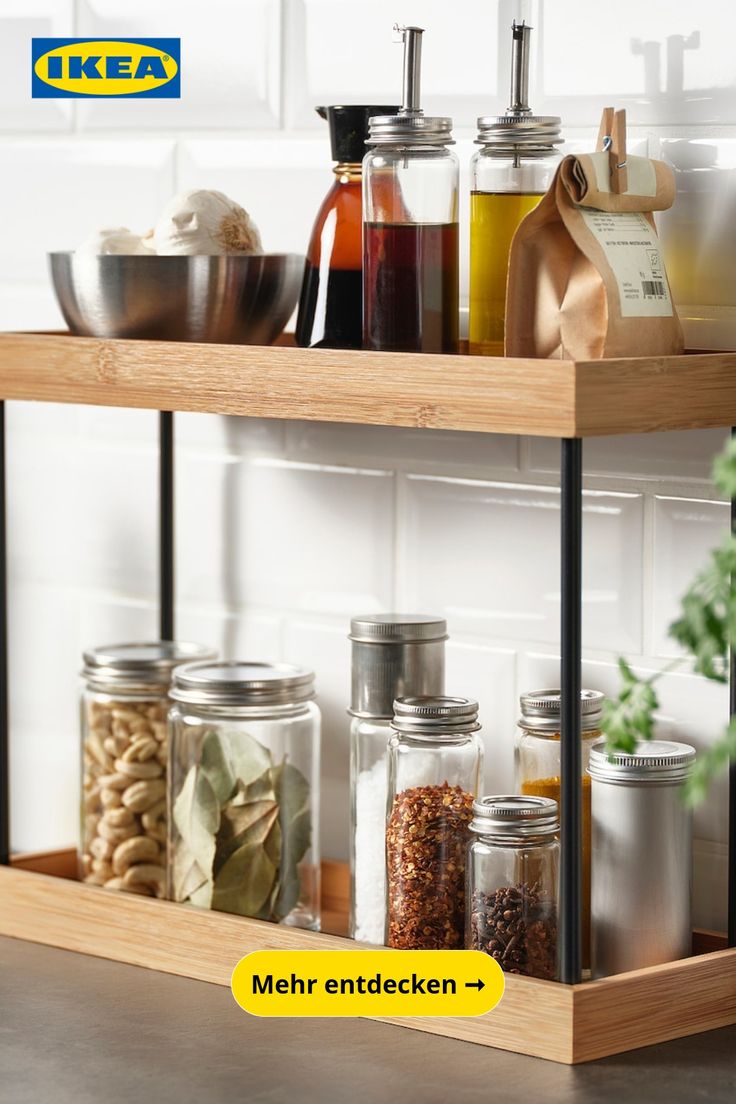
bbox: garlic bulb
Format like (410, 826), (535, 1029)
(76, 228), (155, 256)
(152, 189), (262, 256)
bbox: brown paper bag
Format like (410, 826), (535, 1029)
(505, 115), (683, 360)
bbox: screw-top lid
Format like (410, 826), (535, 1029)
(588, 739), (696, 784)
(316, 104), (399, 163)
(170, 661), (315, 707)
(476, 22), (562, 152)
(368, 26), (454, 147)
(82, 641), (216, 690)
(471, 794), (559, 837)
(391, 695), (480, 737)
(349, 614), (448, 645)
(519, 688), (605, 733)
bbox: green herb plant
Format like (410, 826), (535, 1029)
(603, 434), (736, 805)
(173, 729), (311, 919)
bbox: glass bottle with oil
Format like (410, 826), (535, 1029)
(469, 22), (563, 356)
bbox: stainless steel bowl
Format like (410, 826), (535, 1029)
(49, 252), (304, 344)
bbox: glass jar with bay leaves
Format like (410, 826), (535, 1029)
(168, 661), (321, 930)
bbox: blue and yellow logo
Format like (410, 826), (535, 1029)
(32, 38), (180, 98)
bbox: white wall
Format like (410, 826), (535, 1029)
(2, 0), (735, 929)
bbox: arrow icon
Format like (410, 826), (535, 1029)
(465, 979), (485, 991)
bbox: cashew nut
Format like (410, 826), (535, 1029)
(112, 835), (160, 875)
(121, 779), (166, 813)
(122, 863), (165, 890)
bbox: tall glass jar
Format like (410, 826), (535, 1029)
(386, 696), (483, 949)
(362, 27), (459, 353)
(469, 21), (562, 356)
(467, 795), (559, 980)
(348, 614), (447, 944)
(168, 661), (321, 931)
(515, 688), (604, 969)
(80, 641), (215, 897)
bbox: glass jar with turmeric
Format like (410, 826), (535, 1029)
(515, 688), (605, 971)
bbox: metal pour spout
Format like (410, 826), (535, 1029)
(508, 20), (532, 116)
(394, 23), (424, 114)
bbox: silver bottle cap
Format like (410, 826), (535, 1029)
(476, 22), (561, 151)
(349, 615), (447, 719)
(518, 688), (605, 733)
(391, 695), (480, 737)
(471, 794), (559, 837)
(368, 25), (454, 147)
(588, 740), (696, 784)
(170, 661), (315, 707)
(82, 641), (216, 691)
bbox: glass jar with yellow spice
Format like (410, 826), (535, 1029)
(515, 688), (605, 970)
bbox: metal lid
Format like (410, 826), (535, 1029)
(471, 794), (559, 837)
(349, 614), (447, 645)
(368, 112), (454, 146)
(368, 25), (454, 147)
(82, 641), (216, 689)
(476, 22), (562, 152)
(518, 688), (605, 733)
(170, 661), (315, 707)
(588, 739), (696, 784)
(391, 695), (480, 737)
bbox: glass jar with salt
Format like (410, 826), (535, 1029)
(348, 615), (447, 944)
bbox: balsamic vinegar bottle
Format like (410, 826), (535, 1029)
(296, 104), (396, 349)
(362, 26), (459, 354)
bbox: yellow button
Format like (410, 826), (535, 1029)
(231, 949), (504, 1018)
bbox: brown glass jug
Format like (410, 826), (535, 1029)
(296, 104), (396, 349)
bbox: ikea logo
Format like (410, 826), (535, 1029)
(32, 38), (180, 98)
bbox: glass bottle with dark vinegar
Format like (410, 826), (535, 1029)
(363, 26), (459, 354)
(296, 104), (397, 349)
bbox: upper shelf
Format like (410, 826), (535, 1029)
(1, 332), (736, 438)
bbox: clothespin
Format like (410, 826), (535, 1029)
(597, 106), (628, 194)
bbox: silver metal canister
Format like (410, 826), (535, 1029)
(348, 615), (447, 944)
(589, 739), (695, 978)
(349, 614), (447, 719)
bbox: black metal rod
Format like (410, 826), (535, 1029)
(730, 427), (736, 946)
(159, 411), (175, 641)
(560, 437), (583, 983)
(0, 403), (8, 865)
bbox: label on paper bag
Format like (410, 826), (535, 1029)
(580, 209), (674, 318)
(231, 949), (505, 1018)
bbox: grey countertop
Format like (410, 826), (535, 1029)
(1, 935), (735, 1104)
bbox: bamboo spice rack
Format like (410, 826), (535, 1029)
(1, 334), (736, 1066)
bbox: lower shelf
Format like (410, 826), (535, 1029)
(2, 849), (735, 1064)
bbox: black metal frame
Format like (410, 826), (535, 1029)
(0, 400), (733, 968)
(560, 438), (583, 983)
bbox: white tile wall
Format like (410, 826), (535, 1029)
(401, 474), (643, 651)
(3, 0), (736, 930)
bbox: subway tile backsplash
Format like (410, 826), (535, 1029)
(2, 0), (735, 929)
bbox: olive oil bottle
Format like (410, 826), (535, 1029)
(469, 22), (563, 356)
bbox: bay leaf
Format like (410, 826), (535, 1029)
(188, 879), (213, 910)
(214, 799), (279, 875)
(270, 760), (312, 921)
(173, 765), (220, 878)
(212, 840), (276, 917)
(227, 730), (273, 788)
(229, 767), (275, 807)
(173, 847), (207, 903)
(273, 806), (311, 920)
(199, 730), (236, 805)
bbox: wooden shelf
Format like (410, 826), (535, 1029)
(2, 332), (736, 437)
(2, 852), (736, 1065)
